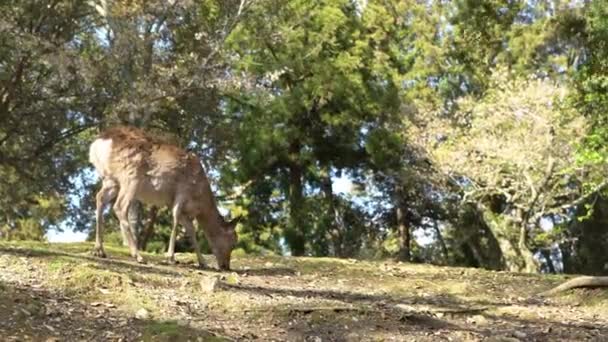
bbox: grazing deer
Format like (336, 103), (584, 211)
(88, 126), (239, 270)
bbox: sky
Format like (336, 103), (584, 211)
(47, 226), (89, 243)
(46, 174), (355, 243)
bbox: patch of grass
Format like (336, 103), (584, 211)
(46, 256), (78, 273)
(50, 262), (160, 316)
(118, 288), (157, 313)
(63, 264), (126, 290)
(3, 240), (608, 342)
(144, 321), (181, 338)
(294, 257), (353, 274)
(142, 321), (228, 342)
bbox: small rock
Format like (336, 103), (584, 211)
(177, 319), (190, 327)
(22, 302), (44, 316)
(485, 337), (520, 342)
(45, 307), (58, 316)
(225, 272), (239, 285)
(467, 314), (488, 325)
(513, 331), (527, 339)
(199, 276), (219, 293)
(98, 288), (111, 295)
(395, 303), (413, 312)
(135, 308), (149, 320)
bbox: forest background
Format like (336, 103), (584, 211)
(3, 0), (608, 276)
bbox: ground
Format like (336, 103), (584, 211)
(0, 242), (607, 341)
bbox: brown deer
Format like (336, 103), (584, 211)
(88, 126), (239, 270)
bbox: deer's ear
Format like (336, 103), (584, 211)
(225, 215), (243, 230)
(230, 215), (243, 226)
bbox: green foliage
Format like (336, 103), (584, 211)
(4, 0), (608, 275)
(221, 0), (413, 255)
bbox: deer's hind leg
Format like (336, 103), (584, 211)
(165, 200), (183, 265)
(113, 181), (144, 263)
(93, 179), (118, 258)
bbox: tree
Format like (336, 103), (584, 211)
(421, 68), (589, 272)
(78, 0), (253, 245)
(0, 0), (95, 240)
(223, 0), (412, 256)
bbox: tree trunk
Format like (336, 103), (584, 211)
(516, 206), (539, 273)
(320, 165), (342, 257)
(287, 141), (306, 256)
(518, 222), (539, 273)
(433, 220), (449, 263)
(480, 206), (538, 273)
(541, 249), (556, 274)
(454, 206), (503, 269)
(560, 241), (574, 274)
(396, 204), (411, 262)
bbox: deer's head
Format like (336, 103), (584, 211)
(212, 216), (241, 270)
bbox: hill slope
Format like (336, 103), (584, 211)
(0, 242), (606, 341)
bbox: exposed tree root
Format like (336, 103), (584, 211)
(243, 304), (488, 316)
(539, 276), (608, 297)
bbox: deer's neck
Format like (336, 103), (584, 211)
(198, 212), (225, 238)
(194, 169), (226, 237)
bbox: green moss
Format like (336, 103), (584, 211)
(143, 321), (180, 339)
(46, 256), (77, 272)
(142, 321), (229, 342)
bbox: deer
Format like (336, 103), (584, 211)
(88, 125), (239, 270)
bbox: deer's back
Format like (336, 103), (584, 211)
(90, 126), (205, 207)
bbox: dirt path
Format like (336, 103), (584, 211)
(0, 242), (607, 341)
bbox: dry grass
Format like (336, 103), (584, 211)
(0, 241), (606, 341)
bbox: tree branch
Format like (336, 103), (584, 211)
(31, 123), (99, 158)
(532, 180), (608, 222)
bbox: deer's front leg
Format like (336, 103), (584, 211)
(182, 218), (206, 269)
(165, 202), (182, 265)
(165, 226), (178, 265)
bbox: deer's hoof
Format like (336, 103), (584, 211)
(165, 254), (177, 265)
(135, 255), (146, 264)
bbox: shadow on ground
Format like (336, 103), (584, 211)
(0, 278), (226, 341)
(2, 243), (607, 341)
(0, 245), (185, 278)
(222, 281), (607, 341)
